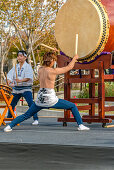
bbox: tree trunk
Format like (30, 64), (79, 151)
(0, 56), (4, 84)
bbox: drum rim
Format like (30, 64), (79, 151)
(79, 0), (110, 63)
(0, 84), (12, 91)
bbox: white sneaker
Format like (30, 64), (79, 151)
(4, 125), (12, 132)
(78, 124), (90, 131)
(4, 121), (11, 124)
(32, 120), (39, 125)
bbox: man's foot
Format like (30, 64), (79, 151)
(78, 124), (90, 131)
(32, 120), (39, 125)
(4, 125), (12, 132)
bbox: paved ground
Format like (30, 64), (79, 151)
(0, 143), (114, 170)
(0, 116), (114, 147)
(1, 111), (114, 170)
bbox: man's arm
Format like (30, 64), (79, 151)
(15, 78), (30, 83)
(54, 55), (78, 75)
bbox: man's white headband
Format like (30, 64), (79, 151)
(18, 52), (27, 57)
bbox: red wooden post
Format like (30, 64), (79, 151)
(98, 61), (105, 119)
(89, 69), (95, 117)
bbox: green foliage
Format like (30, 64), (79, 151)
(78, 88), (89, 98)
(105, 82), (114, 97)
(8, 47), (18, 59)
(77, 82), (114, 98)
(33, 79), (40, 92)
(33, 79), (39, 85)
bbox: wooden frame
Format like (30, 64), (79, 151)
(0, 87), (17, 126)
(57, 54), (114, 126)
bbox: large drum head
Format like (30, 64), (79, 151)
(55, 0), (109, 62)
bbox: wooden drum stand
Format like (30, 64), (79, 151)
(0, 85), (16, 126)
(57, 54), (114, 127)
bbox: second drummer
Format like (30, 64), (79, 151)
(6, 50), (39, 125)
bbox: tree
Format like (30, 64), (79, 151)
(0, 0), (64, 65)
(0, 10), (13, 83)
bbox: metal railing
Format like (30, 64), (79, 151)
(55, 75), (64, 88)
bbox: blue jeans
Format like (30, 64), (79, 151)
(9, 99), (83, 128)
(7, 91), (38, 121)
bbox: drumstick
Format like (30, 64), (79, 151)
(104, 125), (114, 128)
(15, 63), (18, 85)
(4, 72), (8, 86)
(40, 43), (59, 52)
(75, 34), (78, 55)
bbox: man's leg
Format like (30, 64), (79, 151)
(23, 91), (38, 121)
(50, 99), (90, 130)
(51, 99), (83, 125)
(8, 103), (42, 129)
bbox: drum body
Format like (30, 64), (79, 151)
(55, 0), (110, 63)
(0, 84), (12, 100)
(101, 0), (114, 52)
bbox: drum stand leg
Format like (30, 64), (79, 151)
(0, 113), (6, 126)
(0, 89), (19, 126)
